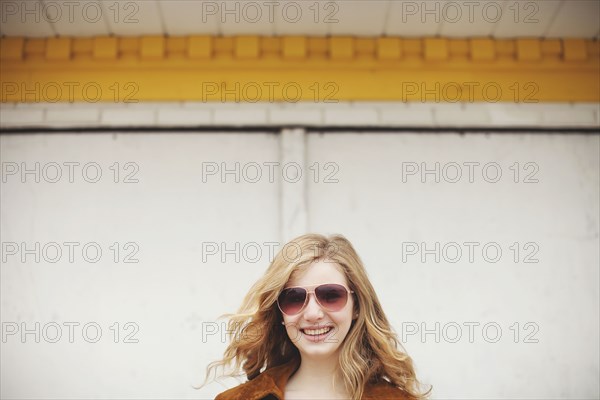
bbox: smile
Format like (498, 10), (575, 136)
(302, 326), (332, 336)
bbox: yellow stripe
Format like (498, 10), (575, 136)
(1, 36), (598, 103)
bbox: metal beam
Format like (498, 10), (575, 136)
(1, 36), (598, 103)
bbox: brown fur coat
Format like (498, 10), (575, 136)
(215, 358), (411, 400)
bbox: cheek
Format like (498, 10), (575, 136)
(330, 308), (353, 330)
(337, 301), (355, 331)
(284, 324), (303, 343)
(342, 297), (355, 320)
(282, 313), (297, 326)
(282, 315), (300, 337)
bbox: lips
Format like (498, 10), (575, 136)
(297, 325), (336, 343)
(301, 326), (333, 336)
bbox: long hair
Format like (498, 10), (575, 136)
(202, 233), (431, 400)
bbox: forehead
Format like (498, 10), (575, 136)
(287, 259), (348, 287)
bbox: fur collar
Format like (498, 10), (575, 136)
(215, 358), (411, 400)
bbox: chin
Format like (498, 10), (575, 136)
(300, 350), (337, 360)
(299, 344), (341, 358)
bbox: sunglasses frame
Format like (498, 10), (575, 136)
(276, 283), (355, 316)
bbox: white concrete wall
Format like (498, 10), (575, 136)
(1, 108), (599, 399)
(306, 132), (599, 399)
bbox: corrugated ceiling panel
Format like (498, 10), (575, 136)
(44, 0), (111, 37)
(102, 0), (163, 36)
(385, 0), (442, 36)
(0, 0), (598, 38)
(0, 0), (55, 37)
(274, 0), (330, 36)
(439, 0), (504, 37)
(159, 1), (218, 35)
(329, 1), (390, 36)
(546, 0), (600, 38)
(493, 0), (562, 38)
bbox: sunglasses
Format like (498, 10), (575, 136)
(277, 283), (354, 316)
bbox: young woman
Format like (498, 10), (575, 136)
(203, 233), (431, 400)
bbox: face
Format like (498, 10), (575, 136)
(280, 259), (356, 361)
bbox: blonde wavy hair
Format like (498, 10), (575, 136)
(202, 233), (431, 400)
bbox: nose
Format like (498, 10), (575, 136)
(302, 292), (324, 320)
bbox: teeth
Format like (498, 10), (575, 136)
(303, 327), (332, 336)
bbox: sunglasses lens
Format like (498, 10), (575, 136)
(315, 284), (348, 311)
(278, 288), (307, 315)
